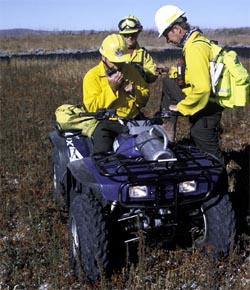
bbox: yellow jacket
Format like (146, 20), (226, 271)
(129, 45), (158, 83)
(83, 61), (149, 118)
(177, 31), (213, 116)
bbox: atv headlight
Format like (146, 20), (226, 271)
(179, 180), (197, 193)
(129, 186), (148, 198)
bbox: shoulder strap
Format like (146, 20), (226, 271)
(192, 39), (224, 62)
(192, 39), (211, 46)
(141, 47), (151, 63)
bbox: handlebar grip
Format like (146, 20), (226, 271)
(79, 112), (97, 117)
(78, 108), (117, 120)
(161, 110), (182, 117)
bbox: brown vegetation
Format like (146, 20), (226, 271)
(0, 30), (249, 289)
(1, 28), (250, 52)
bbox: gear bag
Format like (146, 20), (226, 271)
(193, 40), (250, 108)
(55, 104), (98, 138)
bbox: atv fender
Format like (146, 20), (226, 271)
(67, 159), (101, 192)
(66, 159), (106, 206)
(49, 131), (69, 164)
(49, 130), (70, 182)
(49, 130), (67, 152)
(67, 159), (96, 184)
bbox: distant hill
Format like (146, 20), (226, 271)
(0, 29), (50, 36)
(0, 28), (104, 36)
(0, 27), (249, 37)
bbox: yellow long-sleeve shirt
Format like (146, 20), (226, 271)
(83, 61), (149, 118)
(129, 45), (158, 83)
(177, 31), (213, 116)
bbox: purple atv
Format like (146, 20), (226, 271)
(49, 108), (235, 282)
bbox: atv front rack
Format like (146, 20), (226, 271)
(93, 144), (223, 180)
(92, 144), (223, 209)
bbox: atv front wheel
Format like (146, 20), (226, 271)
(194, 194), (236, 256)
(69, 192), (110, 282)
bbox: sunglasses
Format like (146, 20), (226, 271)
(118, 18), (139, 31)
(163, 25), (175, 37)
(123, 33), (138, 38)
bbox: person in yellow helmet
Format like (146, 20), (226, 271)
(155, 5), (224, 162)
(83, 33), (149, 155)
(118, 15), (161, 84)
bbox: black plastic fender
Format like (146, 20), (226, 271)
(49, 130), (70, 182)
(66, 159), (104, 205)
(49, 130), (69, 165)
(49, 130), (67, 152)
(67, 159), (96, 185)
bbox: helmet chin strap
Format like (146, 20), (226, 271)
(102, 57), (118, 76)
(102, 57), (112, 70)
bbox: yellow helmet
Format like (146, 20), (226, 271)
(155, 5), (185, 37)
(118, 15), (143, 34)
(99, 34), (130, 63)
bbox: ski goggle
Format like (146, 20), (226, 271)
(118, 18), (141, 31)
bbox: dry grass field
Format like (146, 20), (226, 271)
(0, 29), (249, 290)
(1, 27), (250, 52)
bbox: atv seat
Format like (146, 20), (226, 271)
(54, 122), (83, 138)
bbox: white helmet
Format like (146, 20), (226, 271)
(155, 5), (185, 37)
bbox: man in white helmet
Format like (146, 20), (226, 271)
(83, 33), (149, 155)
(155, 5), (224, 162)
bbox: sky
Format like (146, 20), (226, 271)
(0, 0), (250, 31)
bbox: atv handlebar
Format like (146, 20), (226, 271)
(79, 108), (117, 120)
(79, 108), (180, 121)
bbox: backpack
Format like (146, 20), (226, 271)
(193, 40), (250, 108)
(55, 104), (98, 138)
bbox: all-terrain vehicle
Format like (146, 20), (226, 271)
(49, 108), (235, 282)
